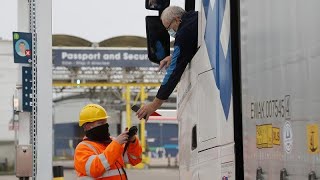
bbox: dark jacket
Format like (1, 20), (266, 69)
(156, 11), (198, 100)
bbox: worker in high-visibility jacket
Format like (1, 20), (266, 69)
(74, 104), (142, 180)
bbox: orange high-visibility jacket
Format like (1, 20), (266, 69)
(74, 137), (142, 180)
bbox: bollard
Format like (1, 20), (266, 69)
(53, 166), (64, 180)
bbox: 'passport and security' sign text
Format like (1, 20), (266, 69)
(53, 48), (157, 67)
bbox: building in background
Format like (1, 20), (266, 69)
(51, 35), (176, 160)
(146, 110), (178, 158)
(0, 35), (177, 166)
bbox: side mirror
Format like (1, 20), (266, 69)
(145, 0), (170, 11)
(145, 16), (170, 64)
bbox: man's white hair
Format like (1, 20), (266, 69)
(161, 6), (186, 23)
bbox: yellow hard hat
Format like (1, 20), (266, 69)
(79, 104), (109, 127)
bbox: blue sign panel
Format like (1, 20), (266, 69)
(13, 32), (32, 64)
(53, 49), (158, 67)
(22, 67), (32, 112)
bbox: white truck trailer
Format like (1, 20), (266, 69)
(145, 0), (320, 179)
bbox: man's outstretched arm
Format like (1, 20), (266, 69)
(137, 46), (188, 120)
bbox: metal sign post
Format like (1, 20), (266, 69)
(16, 0), (52, 179)
(16, 1), (32, 179)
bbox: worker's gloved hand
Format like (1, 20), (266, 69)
(114, 131), (129, 145)
(159, 55), (171, 71)
(129, 135), (136, 143)
(125, 127), (137, 143)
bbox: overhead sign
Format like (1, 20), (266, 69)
(53, 48), (158, 67)
(22, 67), (33, 112)
(13, 32), (32, 64)
(307, 124), (319, 154)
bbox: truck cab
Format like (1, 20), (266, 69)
(145, 0), (320, 179)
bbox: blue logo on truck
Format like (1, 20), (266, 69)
(202, 0), (232, 119)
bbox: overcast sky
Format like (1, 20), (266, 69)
(1, 0), (184, 42)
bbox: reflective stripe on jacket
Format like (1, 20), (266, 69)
(74, 137), (142, 180)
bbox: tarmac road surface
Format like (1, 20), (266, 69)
(0, 168), (179, 180)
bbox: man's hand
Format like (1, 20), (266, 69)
(136, 98), (164, 121)
(136, 103), (157, 121)
(114, 131), (129, 145)
(159, 55), (171, 71)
